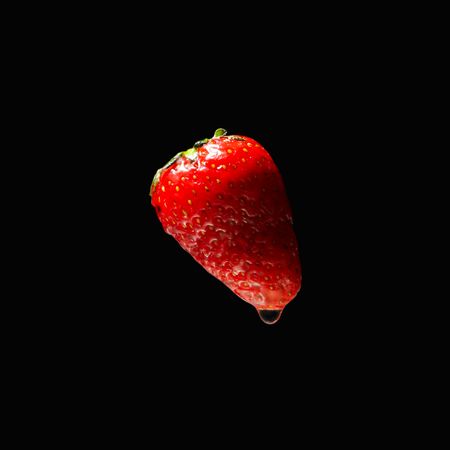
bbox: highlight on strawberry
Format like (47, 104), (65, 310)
(150, 129), (301, 324)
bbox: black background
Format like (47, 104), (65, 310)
(16, 9), (424, 444)
(49, 13), (406, 428)
(11, 5), (432, 443)
(83, 48), (384, 366)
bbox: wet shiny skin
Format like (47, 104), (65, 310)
(152, 135), (302, 318)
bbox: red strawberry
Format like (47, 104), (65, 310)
(150, 129), (301, 324)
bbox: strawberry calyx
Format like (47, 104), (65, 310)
(213, 128), (227, 138)
(150, 128), (227, 196)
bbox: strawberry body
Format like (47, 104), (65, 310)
(150, 129), (301, 322)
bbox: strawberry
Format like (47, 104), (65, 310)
(150, 129), (301, 324)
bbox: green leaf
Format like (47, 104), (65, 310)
(214, 128), (227, 137)
(150, 151), (183, 196)
(183, 147), (197, 160)
(194, 138), (209, 148)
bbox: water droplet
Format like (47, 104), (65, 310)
(257, 309), (283, 325)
